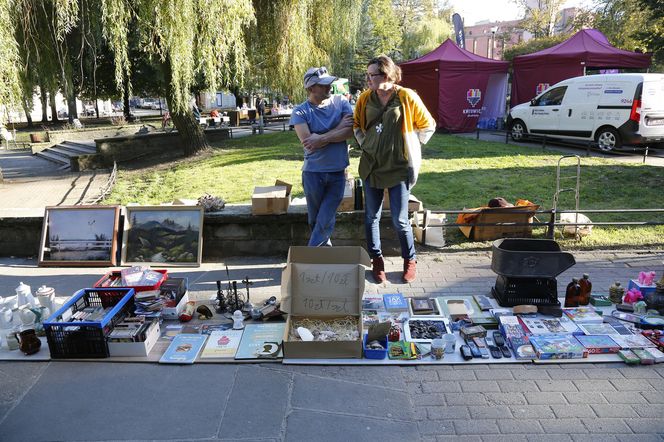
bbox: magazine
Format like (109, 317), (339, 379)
(577, 323), (619, 336)
(609, 333), (656, 349)
(159, 334), (208, 364)
(235, 322), (287, 359)
(200, 330), (243, 359)
(563, 307), (604, 324)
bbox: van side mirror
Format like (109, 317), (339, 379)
(530, 99), (536, 106)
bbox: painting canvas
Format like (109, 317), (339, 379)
(122, 206), (203, 266)
(39, 206), (120, 266)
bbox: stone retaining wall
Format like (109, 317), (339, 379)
(0, 204), (399, 260)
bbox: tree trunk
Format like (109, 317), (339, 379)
(49, 90), (59, 123)
(123, 70), (132, 121)
(171, 110), (209, 156)
(22, 100), (33, 128)
(67, 93), (77, 123)
(162, 58), (209, 156)
(39, 84), (49, 123)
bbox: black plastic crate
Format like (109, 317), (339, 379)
(492, 275), (560, 307)
(44, 288), (135, 359)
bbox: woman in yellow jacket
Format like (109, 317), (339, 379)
(354, 55), (435, 284)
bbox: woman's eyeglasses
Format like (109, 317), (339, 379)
(365, 72), (385, 80)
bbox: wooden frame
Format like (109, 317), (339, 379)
(38, 205), (121, 267)
(122, 205), (204, 267)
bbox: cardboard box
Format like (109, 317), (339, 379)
(382, 191), (423, 212)
(412, 210), (446, 247)
(281, 246), (371, 359)
(162, 292), (189, 319)
(337, 175), (355, 212)
(252, 180), (292, 215)
(108, 321), (160, 357)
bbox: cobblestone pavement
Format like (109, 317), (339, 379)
(0, 250), (663, 441)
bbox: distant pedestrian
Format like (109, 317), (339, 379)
(289, 66), (354, 247)
(353, 54), (435, 283)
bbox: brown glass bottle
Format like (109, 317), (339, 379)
(565, 277), (581, 307)
(578, 273), (592, 306)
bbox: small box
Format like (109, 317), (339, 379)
(162, 292), (189, 319)
(108, 321), (161, 357)
(627, 279), (657, 297)
(281, 246), (370, 359)
(413, 210), (445, 247)
(251, 180), (292, 215)
(382, 191), (423, 212)
(337, 174), (355, 212)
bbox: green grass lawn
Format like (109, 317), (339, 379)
(106, 131), (664, 250)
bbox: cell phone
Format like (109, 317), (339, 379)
(466, 340), (482, 358)
(493, 331), (506, 347)
(484, 334), (496, 347)
(460, 344), (473, 361)
(488, 345), (502, 359)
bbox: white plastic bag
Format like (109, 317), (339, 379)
(560, 212), (593, 237)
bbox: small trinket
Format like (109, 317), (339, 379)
(232, 310), (245, 330)
(179, 301), (196, 322)
(367, 340), (384, 350)
(297, 327), (314, 341)
(196, 305), (213, 320)
(250, 308), (263, 320)
(634, 301), (648, 315)
(388, 325), (400, 342)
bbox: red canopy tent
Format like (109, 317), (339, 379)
(511, 29), (651, 106)
(400, 39), (509, 132)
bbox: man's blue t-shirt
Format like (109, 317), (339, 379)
(289, 95), (353, 172)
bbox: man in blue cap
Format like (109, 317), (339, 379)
(289, 67), (354, 246)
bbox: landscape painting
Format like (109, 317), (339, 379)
(39, 206), (120, 267)
(122, 206), (203, 266)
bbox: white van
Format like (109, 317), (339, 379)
(508, 73), (664, 151)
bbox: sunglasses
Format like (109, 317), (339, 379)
(365, 72), (385, 80)
(304, 67), (329, 82)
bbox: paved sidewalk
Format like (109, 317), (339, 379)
(1, 251), (663, 441)
(0, 147), (111, 216)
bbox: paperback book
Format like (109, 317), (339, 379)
(362, 295), (385, 311)
(499, 315), (527, 339)
(159, 334), (208, 364)
(575, 334), (620, 354)
(528, 334), (589, 359)
(200, 330), (243, 359)
(608, 333), (656, 349)
(235, 322), (287, 359)
(383, 294), (408, 312)
(577, 323), (620, 336)
(563, 307), (604, 324)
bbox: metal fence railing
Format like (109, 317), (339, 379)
(427, 207), (664, 240)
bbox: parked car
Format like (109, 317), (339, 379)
(508, 73), (664, 151)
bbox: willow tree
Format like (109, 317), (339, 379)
(248, 0), (362, 103)
(101, 0), (254, 156)
(1, 0), (27, 122)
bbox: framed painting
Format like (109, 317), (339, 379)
(122, 205), (204, 267)
(38, 205), (121, 267)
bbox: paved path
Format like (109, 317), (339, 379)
(0, 147), (111, 216)
(1, 251), (663, 441)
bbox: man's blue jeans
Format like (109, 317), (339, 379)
(364, 181), (416, 260)
(302, 170), (346, 247)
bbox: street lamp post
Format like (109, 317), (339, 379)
(490, 26), (498, 59)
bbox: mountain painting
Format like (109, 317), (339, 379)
(124, 207), (203, 265)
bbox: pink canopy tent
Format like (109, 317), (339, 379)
(400, 39), (509, 133)
(511, 29), (651, 106)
